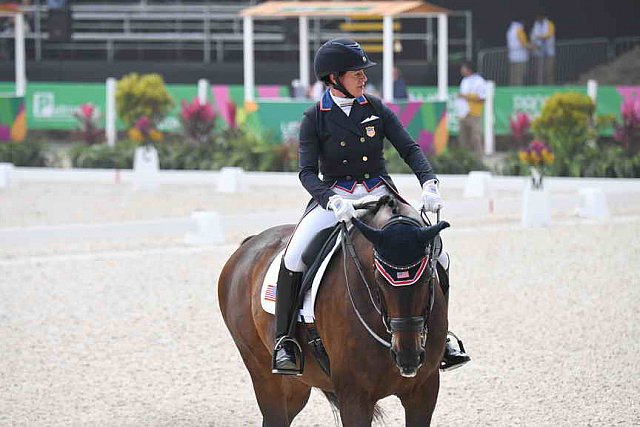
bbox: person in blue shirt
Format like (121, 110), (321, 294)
(272, 38), (470, 375)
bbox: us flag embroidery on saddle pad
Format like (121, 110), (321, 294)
(373, 254), (429, 286)
(264, 284), (277, 302)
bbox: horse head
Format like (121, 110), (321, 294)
(352, 196), (449, 378)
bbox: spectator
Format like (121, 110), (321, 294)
(506, 18), (531, 86)
(393, 66), (408, 100)
(456, 61), (487, 158)
(530, 12), (556, 85)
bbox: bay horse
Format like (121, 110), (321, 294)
(218, 195), (449, 426)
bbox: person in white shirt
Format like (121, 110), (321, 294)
(530, 12), (556, 85)
(456, 61), (487, 158)
(506, 19), (532, 86)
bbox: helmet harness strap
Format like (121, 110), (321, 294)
(331, 73), (356, 99)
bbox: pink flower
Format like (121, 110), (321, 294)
(134, 116), (151, 133)
(510, 112), (531, 141)
(79, 103), (95, 120)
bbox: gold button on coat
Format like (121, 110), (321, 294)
(342, 159), (348, 164)
(340, 141), (346, 147)
(362, 156), (368, 161)
(364, 173), (370, 179)
(360, 137), (366, 142)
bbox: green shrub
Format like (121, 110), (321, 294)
(69, 141), (136, 169)
(385, 144), (488, 175)
(115, 73), (174, 128)
(0, 142), (48, 166)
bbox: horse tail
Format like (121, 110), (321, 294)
(319, 390), (340, 425)
(239, 235), (256, 246)
(319, 390), (384, 425)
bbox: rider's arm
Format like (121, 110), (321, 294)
(298, 106), (336, 209)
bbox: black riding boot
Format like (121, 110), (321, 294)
(272, 260), (304, 375)
(437, 260), (471, 371)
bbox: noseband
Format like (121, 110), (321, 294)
(340, 212), (438, 349)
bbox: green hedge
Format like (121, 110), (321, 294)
(0, 142), (48, 166)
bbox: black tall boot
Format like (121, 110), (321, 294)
(437, 259), (471, 371)
(272, 260), (304, 375)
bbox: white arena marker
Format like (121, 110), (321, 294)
(0, 162), (15, 188)
(576, 188), (610, 220)
(463, 171), (492, 198)
(217, 167), (246, 193)
(133, 146), (160, 190)
(184, 211), (224, 245)
(521, 186), (551, 227)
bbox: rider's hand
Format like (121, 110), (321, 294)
(327, 195), (356, 222)
(421, 179), (444, 213)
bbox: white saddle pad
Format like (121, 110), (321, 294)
(260, 233), (342, 323)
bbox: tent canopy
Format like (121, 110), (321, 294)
(241, 1), (449, 18)
(240, 1), (451, 103)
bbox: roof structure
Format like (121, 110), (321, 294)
(241, 1), (449, 18)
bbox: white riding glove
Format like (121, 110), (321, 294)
(327, 195), (356, 222)
(421, 179), (444, 213)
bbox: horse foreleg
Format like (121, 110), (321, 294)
(399, 372), (440, 427)
(335, 390), (376, 427)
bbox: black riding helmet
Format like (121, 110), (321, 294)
(313, 38), (376, 98)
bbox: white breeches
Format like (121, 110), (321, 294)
(283, 184), (449, 272)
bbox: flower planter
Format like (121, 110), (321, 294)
(521, 182), (551, 227)
(133, 145), (159, 189)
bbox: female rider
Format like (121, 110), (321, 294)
(273, 39), (470, 375)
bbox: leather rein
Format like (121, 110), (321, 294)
(339, 208), (438, 349)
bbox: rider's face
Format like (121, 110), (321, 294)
(333, 70), (368, 98)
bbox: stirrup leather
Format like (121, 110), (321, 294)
(271, 336), (304, 376)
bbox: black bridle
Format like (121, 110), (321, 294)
(339, 208), (439, 349)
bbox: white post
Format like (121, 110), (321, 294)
(484, 80), (495, 155)
(243, 16), (255, 103)
(382, 15), (394, 102)
(106, 78), (117, 147)
(14, 13), (26, 97)
(197, 79), (209, 105)
(299, 16), (310, 91)
(587, 79), (598, 104)
(437, 13), (448, 102)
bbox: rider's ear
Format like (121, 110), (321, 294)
(352, 217), (383, 246)
(418, 221), (450, 245)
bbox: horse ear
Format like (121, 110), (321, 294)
(351, 217), (383, 246)
(419, 221), (450, 245)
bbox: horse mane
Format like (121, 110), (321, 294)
(359, 194), (400, 223)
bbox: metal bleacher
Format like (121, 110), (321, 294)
(2, 2), (473, 65)
(4, 2), (287, 62)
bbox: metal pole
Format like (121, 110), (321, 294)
(465, 11), (472, 61)
(35, 3), (42, 61)
(243, 16), (254, 103)
(483, 81), (495, 155)
(437, 13), (448, 102)
(382, 15), (394, 102)
(426, 17), (433, 63)
(198, 79), (209, 105)
(106, 78), (117, 147)
(299, 16), (309, 91)
(14, 13), (27, 97)
(587, 79), (598, 104)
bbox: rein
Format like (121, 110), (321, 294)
(339, 208), (440, 349)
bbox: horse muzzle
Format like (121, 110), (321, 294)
(389, 316), (427, 378)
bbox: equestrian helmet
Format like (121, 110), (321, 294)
(313, 38), (377, 80)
